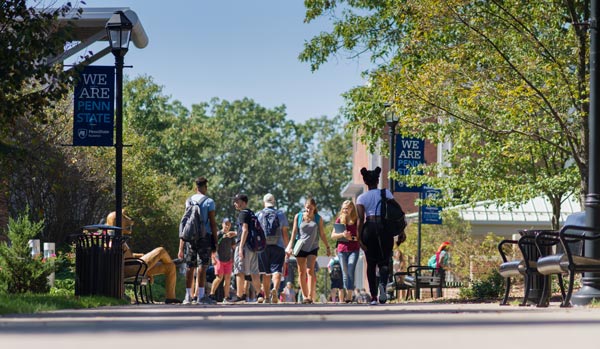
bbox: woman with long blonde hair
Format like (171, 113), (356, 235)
(286, 197), (331, 304)
(331, 200), (360, 303)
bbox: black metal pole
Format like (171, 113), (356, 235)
(389, 124), (396, 192)
(114, 54), (124, 237)
(417, 190), (422, 267)
(572, 0), (600, 305)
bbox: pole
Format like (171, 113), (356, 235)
(573, 0), (600, 305)
(389, 124), (396, 192)
(417, 191), (422, 267)
(114, 54), (124, 237)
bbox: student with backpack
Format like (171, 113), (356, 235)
(231, 193), (262, 303)
(285, 197), (331, 304)
(257, 193), (289, 303)
(331, 200), (360, 303)
(178, 177), (218, 305)
(356, 167), (399, 305)
(328, 256), (343, 303)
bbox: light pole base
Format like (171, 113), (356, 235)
(570, 276), (600, 306)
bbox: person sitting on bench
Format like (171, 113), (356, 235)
(107, 210), (181, 304)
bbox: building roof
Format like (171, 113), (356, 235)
(47, 7), (148, 66)
(407, 194), (582, 237)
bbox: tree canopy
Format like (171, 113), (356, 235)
(301, 0), (589, 228)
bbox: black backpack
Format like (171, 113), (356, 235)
(330, 262), (342, 281)
(179, 196), (209, 242)
(380, 189), (407, 243)
(245, 209), (267, 253)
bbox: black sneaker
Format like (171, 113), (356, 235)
(165, 298), (182, 304)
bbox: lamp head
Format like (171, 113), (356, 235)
(384, 102), (398, 126)
(106, 11), (133, 57)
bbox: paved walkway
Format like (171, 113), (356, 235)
(1, 302), (600, 348)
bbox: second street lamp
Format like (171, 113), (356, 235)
(106, 11), (132, 237)
(385, 103), (399, 192)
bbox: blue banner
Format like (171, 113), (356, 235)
(421, 187), (443, 225)
(394, 136), (425, 192)
(73, 66), (114, 146)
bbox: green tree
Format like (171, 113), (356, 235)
(0, 209), (54, 294)
(301, 0), (588, 229)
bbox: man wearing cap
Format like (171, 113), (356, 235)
(178, 176), (219, 305)
(257, 193), (289, 303)
(231, 193), (261, 303)
(208, 217), (236, 302)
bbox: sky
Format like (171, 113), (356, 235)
(70, 0), (373, 123)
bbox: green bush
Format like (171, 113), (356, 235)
(459, 269), (505, 301)
(49, 248), (76, 296)
(0, 209), (55, 294)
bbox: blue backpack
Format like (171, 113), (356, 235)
(259, 208), (281, 245)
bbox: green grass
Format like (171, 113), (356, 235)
(0, 293), (128, 315)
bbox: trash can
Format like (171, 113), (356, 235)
(74, 224), (125, 299)
(519, 229), (553, 305)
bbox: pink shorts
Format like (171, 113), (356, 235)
(215, 259), (233, 275)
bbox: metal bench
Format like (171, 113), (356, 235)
(124, 258), (153, 304)
(403, 265), (443, 299)
(498, 233), (550, 306)
(536, 224), (595, 307)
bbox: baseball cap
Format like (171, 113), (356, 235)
(263, 193), (275, 207)
(222, 217), (231, 224)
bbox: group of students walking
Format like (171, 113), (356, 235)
(180, 166), (402, 305)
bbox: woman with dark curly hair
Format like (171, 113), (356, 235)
(356, 167), (397, 305)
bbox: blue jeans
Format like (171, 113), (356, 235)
(338, 250), (359, 291)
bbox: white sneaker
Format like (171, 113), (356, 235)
(182, 297), (191, 305)
(370, 299), (378, 305)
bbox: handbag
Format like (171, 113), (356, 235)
(292, 238), (305, 256)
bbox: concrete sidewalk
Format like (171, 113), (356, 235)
(1, 302), (599, 349)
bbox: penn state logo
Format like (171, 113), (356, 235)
(77, 129), (88, 139)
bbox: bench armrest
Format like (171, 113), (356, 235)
(498, 239), (518, 263)
(124, 258), (148, 278)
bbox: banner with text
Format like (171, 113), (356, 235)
(394, 136), (425, 192)
(421, 186), (443, 225)
(73, 66), (114, 146)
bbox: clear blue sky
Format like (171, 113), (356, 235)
(75, 0), (372, 122)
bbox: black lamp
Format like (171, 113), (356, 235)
(385, 103), (399, 192)
(105, 11), (132, 236)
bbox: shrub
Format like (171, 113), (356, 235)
(459, 269), (505, 301)
(49, 248), (76, 296)
(0, 209), (54, 294)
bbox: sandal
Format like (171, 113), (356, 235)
(302, 298), (313, 304)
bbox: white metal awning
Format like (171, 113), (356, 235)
(46, 7), (148, 66)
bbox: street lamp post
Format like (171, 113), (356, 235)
(106, 11), (132, 237)
(572, 0), (600, 305)
(385, 103), (399, 192)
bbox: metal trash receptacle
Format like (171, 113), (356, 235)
(74, 224), (125, 298)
